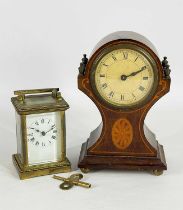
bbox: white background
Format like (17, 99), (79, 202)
(0, 0), (182, 210)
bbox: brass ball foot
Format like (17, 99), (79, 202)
(80, 168), (90, 173)
(152, 169), (163, 176)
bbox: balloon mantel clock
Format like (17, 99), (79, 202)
(77, 31), (171, 175)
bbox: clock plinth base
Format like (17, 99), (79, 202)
(13, 154), (71, 180)
(78, 141), (167, 174)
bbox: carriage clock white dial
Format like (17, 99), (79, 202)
(26, 112), (61, 165)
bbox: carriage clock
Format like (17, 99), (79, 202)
(11, 88), (71, 179)
(78, 31), (171, 175)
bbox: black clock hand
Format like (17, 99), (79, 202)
(45, 125), (56, 134)
(29, 126), (54, 136)
(121, 66), (147, 81)
(128, 66), (147, 77)
(29, 127), (41, 133)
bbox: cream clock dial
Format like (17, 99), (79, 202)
(94, 48), (155, 107)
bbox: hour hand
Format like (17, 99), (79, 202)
(29, 127), (41, 133)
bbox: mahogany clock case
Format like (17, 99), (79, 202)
(77, 31), (171, 174)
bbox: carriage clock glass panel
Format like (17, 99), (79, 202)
(16, 112), (24, 163)
(94, 48), (155, 107)
(26, 112), (61, 165)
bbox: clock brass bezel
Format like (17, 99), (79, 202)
(90, 41), (159, 110)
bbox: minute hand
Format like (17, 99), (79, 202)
(45, 125), (56, 134)
(127, 66), (147, 77)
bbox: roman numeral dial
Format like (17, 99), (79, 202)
(27, 117), (58, 148)
(94, 48), (154, 106)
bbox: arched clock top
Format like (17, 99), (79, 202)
(91, 31), (159, 57)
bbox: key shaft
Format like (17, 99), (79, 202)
(53, 175), (91, 188)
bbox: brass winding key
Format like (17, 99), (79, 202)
(53, 173), (91, 190)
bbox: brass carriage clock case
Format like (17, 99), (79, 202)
(77, 31), (171, 175)
(11, 88), (71, 179)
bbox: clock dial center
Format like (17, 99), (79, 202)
(41, 131), (46, 136)
(121, 74), (127, 81)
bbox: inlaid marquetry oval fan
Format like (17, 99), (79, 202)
(112, 118), (133, 150)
